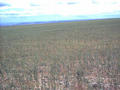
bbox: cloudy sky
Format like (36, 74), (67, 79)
(0, 0), (120, 25)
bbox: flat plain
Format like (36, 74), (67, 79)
(0, 19), (120, 90)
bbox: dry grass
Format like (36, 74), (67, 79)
(0, 19), (120, 90)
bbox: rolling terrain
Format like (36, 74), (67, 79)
(0, 19), (120, 90)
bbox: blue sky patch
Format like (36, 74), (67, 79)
(0, 2), (10, 7)
(67, 2), (78, 5)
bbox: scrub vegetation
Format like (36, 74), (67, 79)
(0, 19), (120, 90)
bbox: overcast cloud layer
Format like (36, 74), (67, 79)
(0, 0), (120, 25)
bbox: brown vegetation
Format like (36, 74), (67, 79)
(0, 19), (120, 90)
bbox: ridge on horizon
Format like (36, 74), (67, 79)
(0, 17), (120, 26)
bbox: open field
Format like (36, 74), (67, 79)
(0, 19), (120, 90)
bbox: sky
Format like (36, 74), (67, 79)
(0, 0), (120, 25)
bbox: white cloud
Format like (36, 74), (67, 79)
(0, 0), (120, 17)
